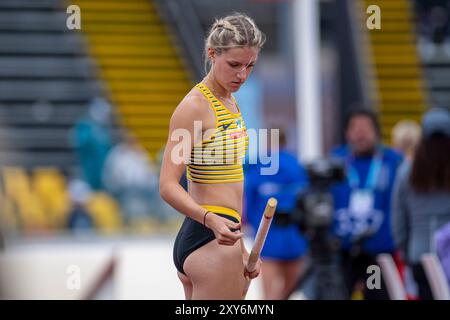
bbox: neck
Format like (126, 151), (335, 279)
(353, 148), (376, 157)
(203, 73), (231, 99)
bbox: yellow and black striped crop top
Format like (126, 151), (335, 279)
(186, 83), (249, 184)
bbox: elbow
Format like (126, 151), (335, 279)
(159, 180), (167, 201)
(159, 180), (172, 203)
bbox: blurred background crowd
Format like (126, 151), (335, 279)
(0, 0), (449, 300)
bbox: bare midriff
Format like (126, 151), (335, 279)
(188, 180), (243, 215)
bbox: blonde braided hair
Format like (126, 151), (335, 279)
(204, 13), (266, 73)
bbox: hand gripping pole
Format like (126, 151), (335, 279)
(242, 197), (277, 299)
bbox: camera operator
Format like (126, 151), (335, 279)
(330, 109), (403, 299)
(244, 130), (309, 300)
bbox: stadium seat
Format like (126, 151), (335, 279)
(32, 167), (70, 229)
(85, 192), (123, 233)
(1, 167), (49, 232)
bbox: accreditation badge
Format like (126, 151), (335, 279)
(349, 189), (374, 219)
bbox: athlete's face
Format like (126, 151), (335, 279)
(346, 115), (378, 155)
(209, 46), (259, 92)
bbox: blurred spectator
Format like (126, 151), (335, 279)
(330, 109), (403, 299)
(415, 1), (450, 59)
(423, 5), (449, 44)
(392, 107), (450, 300)
(244, 130), (309, 299)
(391, 120), (422, 298)
(66, 178), (95, 234)
(70, 97), (113, 190)
(391, 120), (421, 162)
(102, 132), (160, 225)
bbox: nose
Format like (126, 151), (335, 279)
(236, 68), (247, 81)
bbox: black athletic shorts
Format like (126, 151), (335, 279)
(173, 211), (240, 275)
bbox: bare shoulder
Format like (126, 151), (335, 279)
(171, 89), (210, 123)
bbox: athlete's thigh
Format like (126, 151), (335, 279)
(261, 259), (284, 299)
(183, 239), (246, 299)
(281, 258), (305, 281)
(177, 271), (193, 300)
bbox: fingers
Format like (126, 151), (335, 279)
(214, 218), (243, 245)
(244, 263), (260, 277)
(244, 259), (261, 279)
(224, 220), (241, 232)
(244, 268), (259, 279)
(216, 229), (243, 245)
(248, 269), (260, 279)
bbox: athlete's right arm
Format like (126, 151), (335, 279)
(159, 96), (242, 245)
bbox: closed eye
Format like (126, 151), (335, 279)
(228, 63), (255, 69)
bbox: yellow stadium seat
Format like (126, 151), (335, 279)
(1, 167), (49, 232)
(85, 192), (123, 233)
(32, 167), (71, 229)
(0, 188), (20, 231)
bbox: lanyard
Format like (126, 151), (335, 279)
(346, 148), (383, 190)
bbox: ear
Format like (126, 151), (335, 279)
(207, 47), (215, 62)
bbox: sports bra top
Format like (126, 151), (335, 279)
(186, 83), (248, 184)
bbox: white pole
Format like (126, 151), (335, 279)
(293, 0), (322, 162)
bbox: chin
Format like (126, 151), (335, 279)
(354, 146), (375, 156)
(229, 84), (242, 92)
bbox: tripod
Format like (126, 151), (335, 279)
(295, 226), (348, 300)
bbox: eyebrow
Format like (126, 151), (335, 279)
(228, 60), (257, 65)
